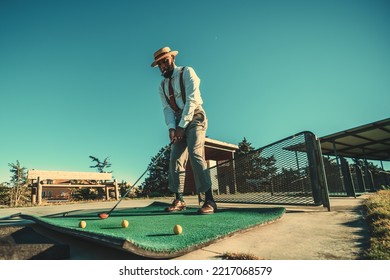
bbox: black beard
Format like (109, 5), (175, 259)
(163, 69), (174, 78)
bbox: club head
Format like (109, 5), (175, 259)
(98, 213), (109, 219)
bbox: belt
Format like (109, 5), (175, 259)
(174, 111), (205, 122)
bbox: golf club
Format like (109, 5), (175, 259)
(98, 142), (173, 219)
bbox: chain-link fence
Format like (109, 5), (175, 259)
(323, 157), (390, 196)
(373, 171), (390, 189)
(322, 156), (345, 196)
(204, 131), (330, 208)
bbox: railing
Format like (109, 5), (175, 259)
(204, 131), (330, 209)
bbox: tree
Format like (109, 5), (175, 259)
(235, 137), (277, 193)
(0, 182), (10, 206)
(89, 156), (112, 173)
(352, 158), (383, 172)
(72, 156), (113, 200)
(140, 144), (171, 197)
(8, 160), (29, 207)
(236, 137), (255, 157)
(235, 137), (258, 180)
(71, 187), (100, 201)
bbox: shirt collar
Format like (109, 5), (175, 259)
(171, 65), (180, 78)
(163, 65), (180, 80)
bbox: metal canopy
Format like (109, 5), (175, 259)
(205, 138), (238, 161)
(319, 118), (390, 161)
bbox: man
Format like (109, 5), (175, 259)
(151, 46), (217, 215)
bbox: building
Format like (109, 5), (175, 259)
(184, 137), (238, 194)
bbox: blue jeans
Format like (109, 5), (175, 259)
(168, 110), (212, 194)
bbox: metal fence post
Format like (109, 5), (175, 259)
(340, 157), (356, 197)
(304, 132), (331, 209)
(305, 133), (322, 205)
(314, 137), (331, 211)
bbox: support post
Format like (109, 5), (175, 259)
(355, 165), (366, 193)
(305, 132), (331, 209)
(305, 133), (322, 205)
(114, 179), (119, 200)
(31, 185), (37, 205)
(333, 142), (345, 192)
(340, 157), (356, 198)
(37, 177), (42, 205)
(105, 185), (110, 200)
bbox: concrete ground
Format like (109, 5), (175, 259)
(0, 195), (370, 260)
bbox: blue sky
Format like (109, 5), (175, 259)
(1, 0), (389, 184)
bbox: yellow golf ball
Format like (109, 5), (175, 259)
(79, 220), (87, 228)
(173, 224), (183, 235)
(121, 219), (129, 228)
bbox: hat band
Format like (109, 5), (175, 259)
(154, 51), (170, 60)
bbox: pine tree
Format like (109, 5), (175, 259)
(140, 144), (171, 197)
(236, 137), (254, 156)
(8, 160), (29, 207)
(0, 182), (10, 206)
(235, 138), (277, 192)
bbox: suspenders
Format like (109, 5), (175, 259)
(161, 67), (186, 112)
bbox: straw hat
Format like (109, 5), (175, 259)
(151, 46), (178, 67)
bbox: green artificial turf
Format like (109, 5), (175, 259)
(27, 202), (285, 257)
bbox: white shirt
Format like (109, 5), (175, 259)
(159, 66), (204, 130)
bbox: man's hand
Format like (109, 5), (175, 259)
(169, 127), (185, 143)
(175, 127), (185, 138)
(169, 129), (176, 143)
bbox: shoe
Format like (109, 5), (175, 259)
(198, 200), (217, 215)
(165, 199), (186, 212)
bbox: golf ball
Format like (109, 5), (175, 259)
(99, 213), (108, 219)
(79, 220), (87, 228)
(173, 224), (183, 235)
(121, 220), (129, 228)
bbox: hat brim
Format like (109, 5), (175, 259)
(151, 51), (178, 67)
